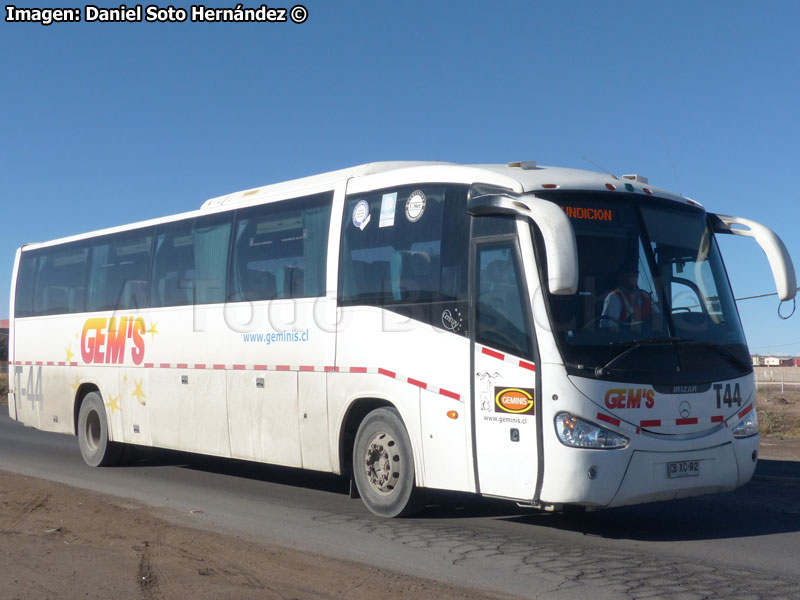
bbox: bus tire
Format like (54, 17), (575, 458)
(77, 392), (122, 467)
(353, 407), (422, 518)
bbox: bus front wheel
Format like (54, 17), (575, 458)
(77, 392), (122, 467)
(353, 407), (422, 517)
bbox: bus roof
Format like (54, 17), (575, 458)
(21, 161), (694, 251)
(201, 161), (692, 210)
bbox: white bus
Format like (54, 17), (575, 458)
(7, 161), (796, 517)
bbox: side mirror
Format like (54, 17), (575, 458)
(710, 213), (796, 301)
(467, 184), (578, 295)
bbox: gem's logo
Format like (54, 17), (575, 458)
(604, 388), (655, 409)
(81, 317), (146, 365)
(494, 387), (535, 414)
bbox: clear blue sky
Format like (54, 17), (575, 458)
(2, 1), (799, 354)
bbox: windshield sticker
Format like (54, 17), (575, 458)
(405, 190), (426, 222)
(379, 192), (397, 228)
(352, 199), (371, 230)
(562, 206), (613, 222)
(605, 388), (655, 409)
(494, 387), (535, 414)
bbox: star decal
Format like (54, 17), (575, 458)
(132, 378), (147, 406)
(69, 376), (80, 394)
(104, 395), (121, 415)
(122, 374), (128, 382)
(65, 345), (75, 363)
(147, 320), (159, 340)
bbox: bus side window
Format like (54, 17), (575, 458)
(87, 229), (153, 312)
(33, 242), (90, 316)
(338, 185), (470, 334)
(151, 213), (231, 308)
(475, 243), (532, 358)
(230, 192), (332, 302)
(14, 253), (37, 318)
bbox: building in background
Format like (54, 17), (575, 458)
(752, 354), (797, 367)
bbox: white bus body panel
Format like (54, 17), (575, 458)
(332, 305), (472, 492)
(536, 365), (759, 507)
(7, 248), (22, 421)
(8, 161), (786, 513)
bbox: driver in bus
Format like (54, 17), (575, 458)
(599, 266), (659, 329)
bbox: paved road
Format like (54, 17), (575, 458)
(1, 414), (799, 599)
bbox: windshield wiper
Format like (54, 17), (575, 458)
(682, 340), (752, 372)
(595, 337), (690, 378)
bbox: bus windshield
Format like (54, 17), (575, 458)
(537, 192), (751, 384)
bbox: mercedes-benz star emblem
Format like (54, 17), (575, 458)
(679, 401), (691, 419)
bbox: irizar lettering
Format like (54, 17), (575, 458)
(672, 385), (698, 393)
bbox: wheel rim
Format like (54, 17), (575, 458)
(85, 410), (101, 452)
(363, 430), (401, 495)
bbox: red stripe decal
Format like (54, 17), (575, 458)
(519, 360), (536, 372)
(481, 347), (505, 361)
(636, 427), (641, 435)
(676, 418), (698, 426)
(738, 404), (753, 419)
(18, 357), (462, 403)
(711, 415), (724, 423)
(640, 419), (661, 427)
(46, 361), (54, 366)
(407, 377), (427, 390)
(597, 413), (621, 427)
(439, 388), (461, 401)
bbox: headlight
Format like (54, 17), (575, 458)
(732, 410), (758, 438)
(555, 412), (629, 449)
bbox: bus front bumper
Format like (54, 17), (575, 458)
(607, 436), (759, 507)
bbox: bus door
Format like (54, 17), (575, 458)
(471, 216), (540, 501)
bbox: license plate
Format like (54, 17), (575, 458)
(667, 460), (700, 478)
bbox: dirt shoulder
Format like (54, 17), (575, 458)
(0, 470), (516, 600)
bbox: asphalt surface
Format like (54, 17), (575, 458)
(1, 414), (799, 599)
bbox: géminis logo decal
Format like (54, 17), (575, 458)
(493, 387), (535, 414)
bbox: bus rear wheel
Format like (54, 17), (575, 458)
(77, 392), (122, 467)
(353, 407), (422, 518)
